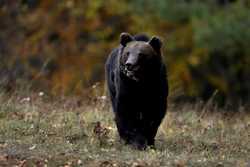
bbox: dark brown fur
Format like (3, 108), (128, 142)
(105, 33), (168, 149)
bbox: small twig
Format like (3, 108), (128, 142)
(199, 90), (218, 119)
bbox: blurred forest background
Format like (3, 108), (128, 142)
(0, 0), (250, 106)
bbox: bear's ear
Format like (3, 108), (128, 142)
(149, 36), (162, 53)
(120, 32), (134, 47)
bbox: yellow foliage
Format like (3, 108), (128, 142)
(207, 75), (228, 94)
(188, 48), (208, 66)
(2, 0), (247, 102)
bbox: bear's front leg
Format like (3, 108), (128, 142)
(114, 109), (148, 149)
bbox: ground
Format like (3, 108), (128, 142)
(0, 90), (249, 167)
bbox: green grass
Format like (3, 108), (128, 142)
(0, 92), (249, 167)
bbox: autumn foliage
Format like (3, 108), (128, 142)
(0, 0), (249, 104)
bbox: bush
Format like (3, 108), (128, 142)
(190, 4), (250, 104)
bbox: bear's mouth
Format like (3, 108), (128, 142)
(124, 68), (139, 82)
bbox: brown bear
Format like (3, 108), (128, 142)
(105, 32), (168, 149)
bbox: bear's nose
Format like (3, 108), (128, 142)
(125, 62), (133, 71)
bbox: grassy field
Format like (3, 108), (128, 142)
(0, 91), (249, 167)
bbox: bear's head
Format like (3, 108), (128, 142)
(119, 32), (162, 82)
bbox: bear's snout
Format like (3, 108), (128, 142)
(125, 55), (139, 70)
(125, 62), (139, 72)
(125, 60), (140, 72)
(125, 62), (133, 71)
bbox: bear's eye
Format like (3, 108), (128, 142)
(138, 53), (150, 64)
(139, 53), (147, 58)
(124, 52), (130, 58)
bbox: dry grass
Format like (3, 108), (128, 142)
(0, 90), (249, 167)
